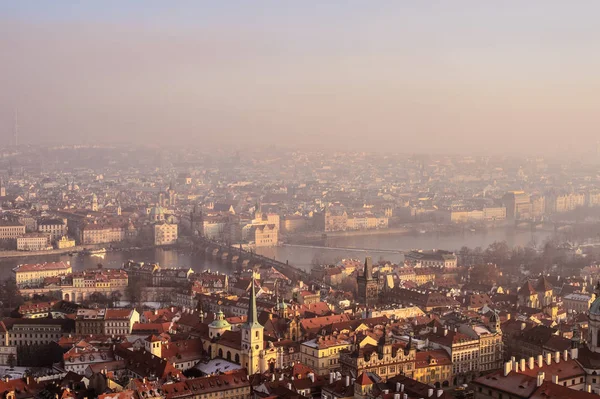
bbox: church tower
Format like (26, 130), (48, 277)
(0, 177), (5, 197)
(168, 182), (176, 207)
(357, 257), (379, 306)
(241, 277), (264, 374)
(91, 193), (98, 211)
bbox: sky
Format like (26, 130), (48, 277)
(1, 1), (599, 155)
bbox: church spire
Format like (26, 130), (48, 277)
(247, 276), (260, 327)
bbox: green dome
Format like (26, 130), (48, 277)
(209, 310), (231, 329)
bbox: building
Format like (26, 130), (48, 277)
(251, 224), (278, 247)
(104, 309), (140, 335)
(483, 207), (507, 221)
(357, 257), (379, 306)
(153, 222), (178, 246)
(13, 261), (72, 288)
(301, 335), (353, 375)
(458, 314), (503, 373)
(0, 318), (75, 347)
(57, 235), (76, 249)
(37, 218), (67, 243)
(503, 191), (531, 220)
(317, 209), (348, 232)
(16, 233), (51, 251)
(80, 223), (126, 245)
(426, 328), (480, 386)
(517, 276), (558, 319)
(405, 250), (457, 269)
(340, 338), (416, 382)
(0, 221), (25, 242)
(564, 293), (594, 314)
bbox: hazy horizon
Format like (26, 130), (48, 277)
(2, 1), (600, 155)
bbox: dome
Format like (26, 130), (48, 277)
(209, 310), (231, 329)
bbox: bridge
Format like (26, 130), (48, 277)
(191, 237), (311, 283)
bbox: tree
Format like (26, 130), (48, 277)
(126, 280), (144, 307)
(6, 353), (15, 369)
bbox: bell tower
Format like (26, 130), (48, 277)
(357, 257), (379, 306)
(241, 276), (264, 374)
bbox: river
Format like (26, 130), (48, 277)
(0, 247), (229, 281)
(0, 227), (554, 279)
(255, 227), (554, 270)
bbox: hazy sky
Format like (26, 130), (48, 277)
(1, 1), (599, 154)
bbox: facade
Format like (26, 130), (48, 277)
(301, 336), (353, 375)
(80, 223), (126, 245)
(0, 221), (26, 241)
(503, 191), (532, 220)
(13, 261), (72, 287)
(280, 215), (308, 233)
(564, 293), (594, 314)
(57, 236), (76, 249)
(75, 308), (139, 335)
(37, 219), (67, 243)
(16, 233), (51, 251)
(251, 224), (278, 247)
(153, 222), (178, 245)
(340, 339), (416, 382)
(482, 207), (507, 221)
(405, 250), (457, 269)
(0, 318), (74, 347)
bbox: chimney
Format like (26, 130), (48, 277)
(443, 328), (448, 336)
(537, 372), (545, 387)
(537, 355), (543, 368)
(521, 322), (526, 330)
(504, 361), (512, 377)
(287, 383), (292, 391)
(308, 373), (314, 383)
(546, 353), (552, 365)
(271, 374), (275, 382)
(552, 375), (558, 384)
(571, 348), (579, 360)
(437, 390), (443, 397)
(587, 384), (592, 393)
(528, 357), (534, 369)
(563, 350), (569, 361)
(330, 373), (334, 384)
(394, 395), (400, 399)
(396, 382), (401, 392)
(433, 326), (437, 334)
(403, 394), (408, 399)
(428, 388), (434, 397)
(520, 359), (526, 372)
(554, 351), (560, 364)
(345, 375), (350, 387)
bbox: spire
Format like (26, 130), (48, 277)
(247, 276), (260, 327)
(364, 257), (373, 280)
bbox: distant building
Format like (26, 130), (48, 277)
(503, 191), (531, 220)
(37, 218), (67, 243)
(13, 261), (72, 287)
(154, 222), (178, 246)
(0, 220), (25, 242)
(405, 250), (457, 269)
(56, 235), (76, 249)
(16, 233), (51, 251)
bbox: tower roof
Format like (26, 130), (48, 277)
(246, 276), (262, 328)
(363, 257), (373, 280)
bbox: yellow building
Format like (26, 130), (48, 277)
(340, 338), (415, 382)
(13, 261), (72, 287)
(16, 233), (51, 251)
(57, 236), (76, 249)
(413, 349), (453, 387)
(154, 222), (178, 245)
(301, 336), (354, 375)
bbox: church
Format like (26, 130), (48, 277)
(357, 257), (379, 306)
(197, 277), (282, 374)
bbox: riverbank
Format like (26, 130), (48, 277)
(0, 243), (163, 259)
(287, 227), (412, 243)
